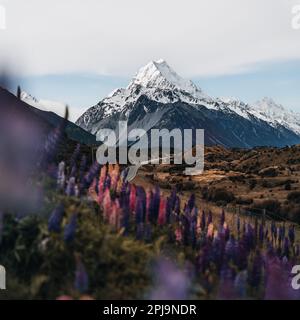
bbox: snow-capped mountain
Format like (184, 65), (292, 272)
(252, 98), (300, 135)
(21, 91), (68, 118)
(76, 59), (300, 148)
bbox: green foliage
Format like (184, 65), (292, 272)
(0, 197), (156, 299)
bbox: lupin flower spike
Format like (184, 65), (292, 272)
(74, 255), (89, 294)
(64, 213), (78, 242)
(48, 203), (64, 233)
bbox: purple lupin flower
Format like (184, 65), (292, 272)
(65, 177), (76, 196)
(135, 197), (144, 224)
(218, 265), (237, 300)
(64, 213), (77, 242)
(150, 259), (190, 300)
(174, 196), (180, 216)
(187, 194), (195, 212)
(151, 186), (160, 223)
(70, 143), (80, 168)
(283, 237), (290, 258)
(39, 108), (68, 168)
(220, 209), (225, 226)
(279, 225), (286, 245)
(169, 188), (177, 211)
(224, 225), (230, 242)
(234, 270), (248, 299)
(70, 165), (77, 179)
(265, 227), (269, 240)
(248, 250), (263, 289)
(288, 225), (295, 244)
(225, 236), (235, 261)
(166, 197), (172, 224)
(82, 162), (101, 190)
(57, 161), (66, 190)
(74, 258), (89, 294)
(121, 204), (130, 234)
(207, 210), (213, 225)
(200, 210), (206, 230)
(237, 216), (241, 235)
(79, 155), (87, 183)
(48, 204), (64, 233)
(271, 221), (276, 241)
(259, 224), (264, 244)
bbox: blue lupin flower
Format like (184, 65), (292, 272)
(64, 213), (77, 242)
(74, 259), (89, 294)
(48, 204), (64, 233)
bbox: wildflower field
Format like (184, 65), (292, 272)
(0, 123), (299, 300)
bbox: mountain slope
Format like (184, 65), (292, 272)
(0, 87), (97, 146)
(76, 60), (300, 148)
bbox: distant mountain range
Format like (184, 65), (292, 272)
(76, 59), (300, 148)
(0, 87), (97, 146)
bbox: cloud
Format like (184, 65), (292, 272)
(0, 0), (299, 78)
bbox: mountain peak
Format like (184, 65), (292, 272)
(255, 97), (286, 113)
(127, 59), (205, 98)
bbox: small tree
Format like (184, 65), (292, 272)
(17, 85), (21, 99)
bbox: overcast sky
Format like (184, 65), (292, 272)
(0, 0), (300, 120)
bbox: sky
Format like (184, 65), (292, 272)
(0, 0), (300, 121)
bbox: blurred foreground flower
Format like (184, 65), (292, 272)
(149, 259), (190, 300)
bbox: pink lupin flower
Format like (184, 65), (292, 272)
(110, 164), (120, 191)
(207, 223), (214, 239)
(98, 166), (107, 203)
(109, 202), (118, 227)
(129, 184), (136, 213)
(102, 189), (111, 219)
(146, 190), (152, 223)
(109, 199), (122, 229)
(88, 178), (98, 202)
(158, 197), (166, 225)
(196, 214), (201, 235)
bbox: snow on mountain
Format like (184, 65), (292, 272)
(128, 59), (213, 103)
(21, 91), (67, 118)
(76, 59), (300, 148)
(251, 98), (300, 135)
(77, 59), (217, 131)
(20, 91), (84, 123)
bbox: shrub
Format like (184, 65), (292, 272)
(235, 197), (253, 205)
(258, 167), (278, 177)
(206, 188), (235, 204)
(249, 179), (257, 190)
(284, 181), (292, 191)
(287, 191), (300, 204)
(253, 200), (281, 215)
